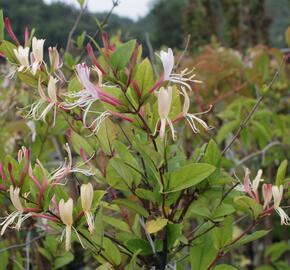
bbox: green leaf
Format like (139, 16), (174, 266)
(167, 223), (182, 248)
(53, 253), (74, 270)
(203, 139), (221, 166)
(106, 157), (134, 190)
(217, 120), (240, 144)
(102, 237), (121, 266)
(113, 141), (141, 185)
(0, 10), (4, 42)
(189, 234), (218, 270)
(234, 196), (263, 219)
(77, 0), (85, 7)
(230, 230), (270, 249)
(17, 72), (38, 88)
(165, 163), (216, 193)
(113, 198), (149, 218)
(70, 131), (95, 157)
(103, 216), (131, 233)
(134, 58), (154, 94)
(265, 242), (289, 262)
(64, 52), (75, 69)
(0, 40), (17, 63)
(275, 160), (288, 186)
(111, 40), (136, 71)
(214, 265), (237, 270)
(212, 216), (233, 249)
(0, 242), (9, 270)
(126, 239), (152, 256)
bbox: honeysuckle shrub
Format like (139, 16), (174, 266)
(0, 12), (289, 270)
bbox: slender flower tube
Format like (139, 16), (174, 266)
(59, 198), (73, 251)
(180, 87), (213, 133)
(81, 183), (94, 233)
(154, 87), (175, 140)
(272, 185), (290, 225)
(13, 46), (30, 71)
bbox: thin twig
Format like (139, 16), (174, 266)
(78, 0), (119, 61)
(65, 3), (87, 53)
(234, 141), (282, 169)
(175, 34), (191, 69)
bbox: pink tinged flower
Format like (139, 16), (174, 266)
(262, 183), (273, 209)
(76, 63), (100, 99)
(81, 183), (94, 233)
(180, 87), (213, 133)
(155, 87), (175, 140)
(13, 46), (30, 70)
(59, 198), (73, 251)
(272, 185), (290, 225)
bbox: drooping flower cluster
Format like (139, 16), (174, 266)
(239, 168), (290, 225)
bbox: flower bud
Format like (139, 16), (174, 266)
(262, 183), (272, 209)
(81, 183), (93, 212)
(81, 183), (95, 233)
(157, 87), (172, 119)
(47, 76), (58, 103)
(48, 46), (61, 71)
(59, 198), (73, 251)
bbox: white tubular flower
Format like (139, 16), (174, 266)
(0, 186), (31, 235)
(26, 76), (58, 126)
(272, 185), (290, 225)
(81, 183), (94, 233)
(31, 37), (45, 75)
(59, 198), (73, 251)
(155, 87), (175, 140)
(180, 87), (213, 133)
(13, 46), (30, 70)
(158, 48), (202, 91)
(32, 37), (45, 63)
(160, 48), (174, 81)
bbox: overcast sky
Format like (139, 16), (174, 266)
(44, 0), (153, 20)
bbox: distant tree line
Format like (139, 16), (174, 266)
(1, 0), (289, 53)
